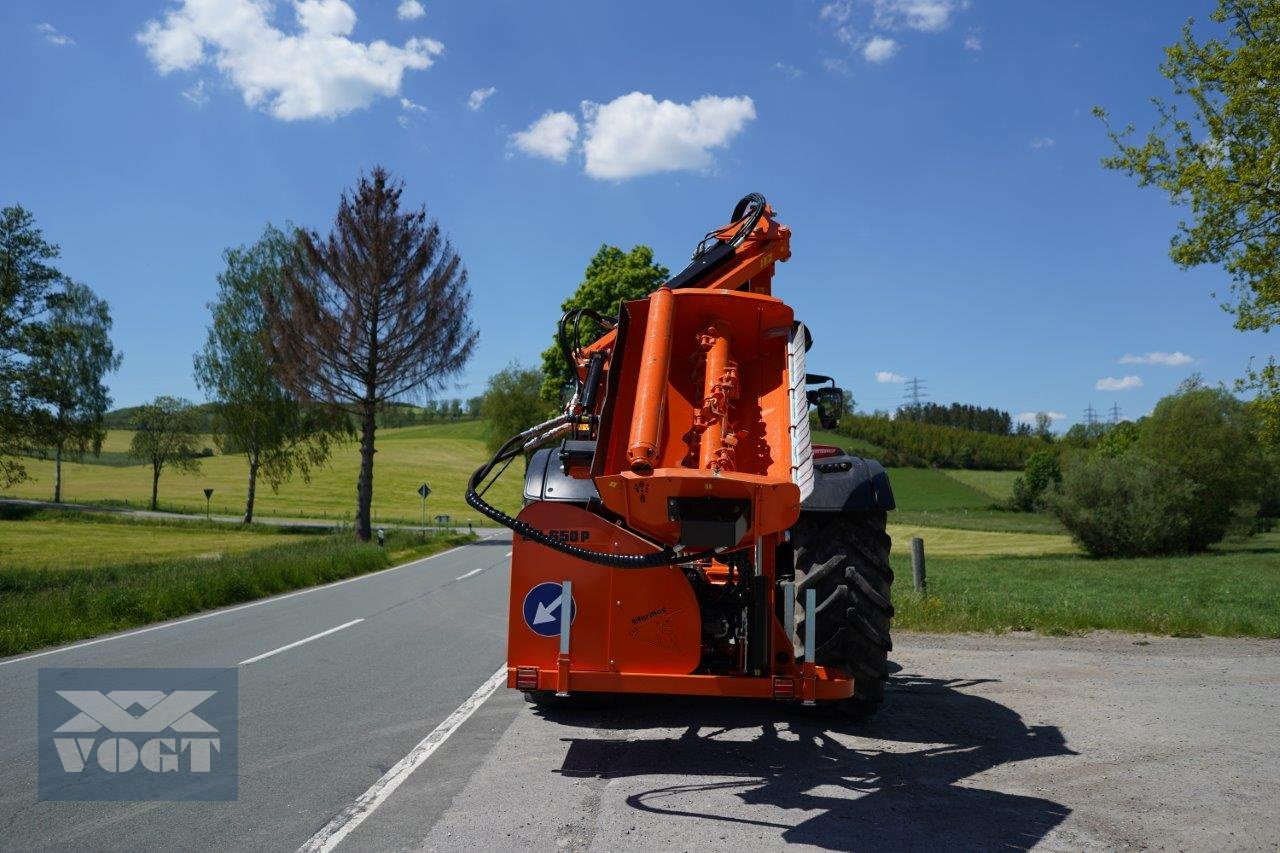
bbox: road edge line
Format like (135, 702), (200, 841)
(297, 666), (508, 853)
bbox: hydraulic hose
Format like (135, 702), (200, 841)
(465, 415), (717, 568)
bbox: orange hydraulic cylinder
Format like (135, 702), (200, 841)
(627, 286), (675, 472)
(699, 326), (731, 471)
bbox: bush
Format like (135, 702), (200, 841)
(833, 414), (1047, 470)
(1008, 450), (1061, 511)
(1052, 455), (1197, 557)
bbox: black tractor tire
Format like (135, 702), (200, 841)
(790, 510), (894, 719)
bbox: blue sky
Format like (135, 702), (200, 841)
(2, 0), (1271, 429)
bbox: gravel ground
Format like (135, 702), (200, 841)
(406, 632), (1280, 852)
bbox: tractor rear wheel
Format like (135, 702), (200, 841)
(790, 510), (894, 719)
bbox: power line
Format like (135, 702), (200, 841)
(1083, 404), (1098, 427)
(1109, 403), (1122, 424)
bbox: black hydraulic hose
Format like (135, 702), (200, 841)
(464, 417), (717, 568)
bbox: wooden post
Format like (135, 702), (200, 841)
(911, 537), (926, 593)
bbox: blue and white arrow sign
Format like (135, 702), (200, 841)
(522, 581), (577, 638)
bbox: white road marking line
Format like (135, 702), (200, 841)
(455, 568), (483, 580)
(505, 550), (512, 557)
(238, 619), (364, 666)
(0, 544), (474, 667)
(298, 666), (508, 853)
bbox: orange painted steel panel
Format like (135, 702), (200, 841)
(507, 502), (701, 676)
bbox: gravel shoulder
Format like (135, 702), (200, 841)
(376, 631), (1280, 851)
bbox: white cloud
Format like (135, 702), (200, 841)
(1016, 411), (1066, 424)
(862, 36), (899, 63)
(1118, 351), (1193, 366)
(875, 371), (907, 383)
(182, 80), (209, 105)
(580, 92), (756, 180)
(38, 23), (75, 46)
(1096, 375), (1143, 391)
(773, 61), (803, 79)
(137, 0), (443, 121)
(510, 111), (579, 163)
(1030, 136), (1055, 149)
(400, 97), (426, 112)
(963, 30), (982, 51)
(397, 0), (425, 20)
(873, 0), (960, 33)
(820, 0), (963, 64)
(822, 57), (850, 75)
(467, 86), (496, 111)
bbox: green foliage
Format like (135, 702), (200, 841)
(896, 401), (1013, 435)
(482, 363), (545, 453)
(194, 224), (347, 522)
(833, 413), (1048, 470)
(1094, 420), (1141, 458)
(1139, 381), (1265, 545)
(1097, 1), (1279, 458)
(1008, 450), (1061, 511)
(1053, 454), (1198, 557)
(24, 281), (121, 500)
(1054, 383), (1267, 556)
(0, 205), (66, 487)
(129, 396), (204, 510)
(539, 244), (669, 403)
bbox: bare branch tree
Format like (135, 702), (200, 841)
(263, 167), (478, 540)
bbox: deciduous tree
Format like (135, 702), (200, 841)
(0, 205), (63, 486)
(129, 396), (202, 511)
(481, 363), (545, 453)
(540, 245), (668, 403)
(263, 167), (477, 540)
(194, 225), (347, 524)
(1096, 0), (1280, 444)
(26, 281), (121, 502)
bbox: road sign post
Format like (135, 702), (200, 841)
(203, 488), (214, 521)
(417, 483), (431, 539)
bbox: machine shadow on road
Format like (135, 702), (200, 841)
(534, 668), (1075, 851)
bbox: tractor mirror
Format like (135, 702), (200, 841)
(814, 387), (844, 430)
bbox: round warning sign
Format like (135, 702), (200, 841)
(522, 582), (577, 638)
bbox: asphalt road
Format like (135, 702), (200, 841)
(2, 534), (1278, 852)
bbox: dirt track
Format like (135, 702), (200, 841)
(401, 631), (1280, 852)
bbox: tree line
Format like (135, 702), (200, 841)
(895, 402), (1014, 435)
(831, 413), (1050, 470)
(2, 168), (477, 540)
(0, 206), (121, 501)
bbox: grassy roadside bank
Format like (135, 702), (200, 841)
(890, 533), (1280, 638)
(0, 529), (473, 657)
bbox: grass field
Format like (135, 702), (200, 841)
(3, 420), (522, 525)
(892, 533), (1280, 637)
(887, 523), (1075, 557)
(0, 523), (473, 656)
(0, 517), (304, 570)
(942, 469), (1020, 502)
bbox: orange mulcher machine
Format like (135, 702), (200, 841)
(467, 194), (897, 717)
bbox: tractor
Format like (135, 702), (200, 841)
(466, 193), (896, 717)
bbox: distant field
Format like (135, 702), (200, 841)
(3, 420), (521, 525)
(884, 468), (994, 511)
(0, 517), (301, 570)
(942, 469), (1020, 502)
(887, 523), (1076, 557)
(892, 533), (1280, 637)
